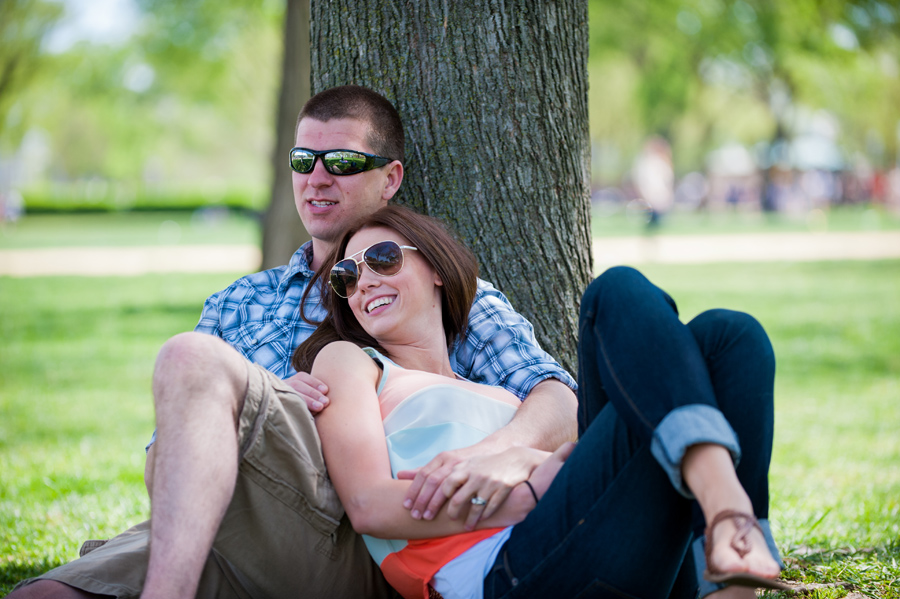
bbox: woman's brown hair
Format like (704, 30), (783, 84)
(291, 206), (479, 373)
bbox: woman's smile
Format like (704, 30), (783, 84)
(365, 295), (396, 314)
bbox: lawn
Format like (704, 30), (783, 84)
(0, 209), (260, 249)
(1, 203), (898, 251)
(591, 202), (900, 238)
(639, 260), (900, 597)
(1, 247), (898, 595)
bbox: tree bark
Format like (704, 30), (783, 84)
(310, 0), (592, 372)
(261, 0), (311, 270)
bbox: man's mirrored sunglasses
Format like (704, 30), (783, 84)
(289, 147), (392, 176)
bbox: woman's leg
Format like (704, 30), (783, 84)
(683, 308), (780, 597)
(484, 402), (696, 598)
(575, 267), (742, 495)
(484, 268), (781, 598)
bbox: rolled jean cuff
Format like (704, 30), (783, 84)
(650, 404), (741, 499)
(693, 518), (783, 598)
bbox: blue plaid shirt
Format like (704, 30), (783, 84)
(196, 242), (575, 398)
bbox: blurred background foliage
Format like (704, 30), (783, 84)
(1, 0), (282, 212)
(0, 0), (899, 215)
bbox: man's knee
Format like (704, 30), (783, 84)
(153, 332), (247, 401)
(155, 331), (230, 373)
(7, 579), (113, 599)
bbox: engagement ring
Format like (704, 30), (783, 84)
(470, 496), (487, 506)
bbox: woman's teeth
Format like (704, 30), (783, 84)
(366, 297), (394, 313)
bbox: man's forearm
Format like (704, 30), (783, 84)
(400, 378), (577, 521)
(477, 378), (578, 454)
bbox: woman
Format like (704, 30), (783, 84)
(293, 206), (788, 599)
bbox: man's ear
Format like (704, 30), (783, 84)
(381, 161), (404, 200)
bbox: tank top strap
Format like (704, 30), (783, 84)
(362, 347), (399, 396)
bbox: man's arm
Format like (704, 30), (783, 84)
(402, 279), (578, 521)
(400, 378), (576, 521)
(314, 342), (560, 537)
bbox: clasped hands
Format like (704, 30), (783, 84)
(286, 370), (577, 530)
(397, 443), (575, 531)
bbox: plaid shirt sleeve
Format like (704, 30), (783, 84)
(195, 290), (225, 337)
(449, 279), (577, 400)
(191, 266), (324, 380)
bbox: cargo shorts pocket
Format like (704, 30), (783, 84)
(236, 361), (344, 537)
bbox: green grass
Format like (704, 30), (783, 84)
(0, 273), (241, 593)
(0, 210), (260, 249)
(592, 203), (900, 237)
(1, 235), (898, 595)
(638, 261), (900, 598)
(2, 204), (897, 251)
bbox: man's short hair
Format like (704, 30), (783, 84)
(298, 85), (405, 163)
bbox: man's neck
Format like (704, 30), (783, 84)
(309, 238), (334, 272)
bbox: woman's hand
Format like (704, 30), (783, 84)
(398, 446), (549, 528)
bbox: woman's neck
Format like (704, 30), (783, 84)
(379, 339), (455, 378)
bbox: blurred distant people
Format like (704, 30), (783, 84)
(887, 166), (900, 214)
(632, 136), (674, 230)
(0, 190), (24, 225)
(674, 171), (708, 210)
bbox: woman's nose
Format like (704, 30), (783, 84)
(357, 264), (381, 291)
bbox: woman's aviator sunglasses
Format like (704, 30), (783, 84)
(290, 147), (392, 176)
(330, 240), (418, 299)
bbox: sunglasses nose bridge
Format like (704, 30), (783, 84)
(307, 155), (337, 180)
(355, 258), (383, 292)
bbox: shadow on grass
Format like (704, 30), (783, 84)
(1, 558), (66, 596)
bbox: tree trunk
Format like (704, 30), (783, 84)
(310, 0), (592, 372)
(261, 0), (311, 270)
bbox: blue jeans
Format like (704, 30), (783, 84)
(483, 266), (779, 599)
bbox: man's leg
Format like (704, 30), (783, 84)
(8, 580), (112, 599)
(141, 331), (250, 599)
(9, 333), (248, 599)
(13, 331), (393, 599)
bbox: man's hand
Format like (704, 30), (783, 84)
(284, 371), (330, 413)
(397, 378), (576, 525)
(397, 446), (548, 526)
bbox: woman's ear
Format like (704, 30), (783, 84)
(434, 271), (443, 287)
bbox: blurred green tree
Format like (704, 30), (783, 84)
(2, 0), (282, 202)
(261, 0), (311, 270)
(0, 0), (63, 139)
(588, 0), (900, 179)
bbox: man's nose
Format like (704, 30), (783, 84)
(307, 157), (334, 186)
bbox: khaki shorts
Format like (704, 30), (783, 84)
(17, 361), (395, 599)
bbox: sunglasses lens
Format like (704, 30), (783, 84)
(329, 259), (359, 298)
(323, 151), (368, 175)
(364, 241), (404, 276)
(290, 149), (315, 173)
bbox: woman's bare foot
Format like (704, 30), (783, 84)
(681, 444), (785, 594)
(705, 511), (781, 585)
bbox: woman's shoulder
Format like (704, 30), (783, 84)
(316, 340), (374, 361)
(313, 341), (379, 376)
(312, 341), (381, 388)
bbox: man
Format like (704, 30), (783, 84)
(12, 86), (577, 599)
